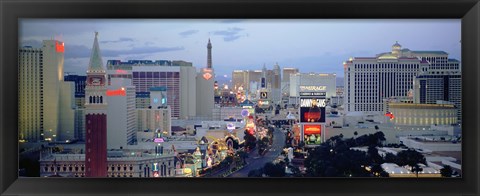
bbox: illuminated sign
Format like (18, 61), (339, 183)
(203, 72), (213, 80)
(303, 124), (321, 135)
(227, 123), (235, 131)
(299, 92), (326, 97)
(241, 109), (249, 117)
(55, 41), (64, 53)
(260, 92), (268, 99)
(303, 124), (322, 145)
(115, 69), (128, 74)
(299, 86), (327, 92)
(258, 100), (270, 105)
(202, 68), (213, 80)
(385, 112), (395, 120)
(299, 98), (326, 123)
(88, 76), (103, 86)
(300, 98), (326, 107)
(106, 88), (126, 96)
(153, 98), (159, 103)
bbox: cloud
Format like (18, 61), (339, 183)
(100, 37), (134, 44)
(145, 41), (155, 46)
(178, 30), (199, 38)
(211, 27), (246, 42)
(63, 44), (184, 59)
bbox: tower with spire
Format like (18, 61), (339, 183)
(196, 39), (215, 118)
(84, 32), (108, 177)
(207, 38), (212, 69)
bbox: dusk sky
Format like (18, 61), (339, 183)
(19, 19), (461, 80)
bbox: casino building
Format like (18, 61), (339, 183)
(106, 60), (197, 119)
(39, 151), (175, 178)
(387, 102), (458, 131)
(19, 40), (76, 142)
(343, 42), (461, 117)
(289, 73), (336, 105)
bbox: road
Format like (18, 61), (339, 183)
(228, 127), (286, 177)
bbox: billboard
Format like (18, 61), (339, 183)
(303, 124), (322, 145)
(299, 97), (326, 123)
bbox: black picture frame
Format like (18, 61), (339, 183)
(1, 0), (479, 196)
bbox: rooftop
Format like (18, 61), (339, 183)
(412, 51), (448, 55)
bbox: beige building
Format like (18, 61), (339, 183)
(137, 86), (172, 137)
(196, 68), (215, 119)
(19, 40), (75, 142)
(40, 151), (175, 178)
(388, 103), (457, 131)
(281, 67), (299, 97)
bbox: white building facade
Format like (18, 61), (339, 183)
(106, 78), (137, 149)
(343, 42), (429, 113)
(344, 42), (461, 119)
(289, 73), (336, 104)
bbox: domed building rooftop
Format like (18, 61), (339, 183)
(392, 41), (402, 48)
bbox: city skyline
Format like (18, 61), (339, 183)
(18, 21), (462, 179)
(19, 19), (461, 78)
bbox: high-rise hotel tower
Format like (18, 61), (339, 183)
(84, 32), (108, 177)
(19, 40), (75, 142)
(343, 42), (461, 114)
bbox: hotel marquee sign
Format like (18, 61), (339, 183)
(299, 92), (326, 97)
(299, 85), (327, 92)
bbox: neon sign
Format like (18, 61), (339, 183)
(385, 112), (395, 120)
(299, 85), (327, 92)
(203, 72), (212, 80)
(300, 98), (326, 107)
(202, 68), (213, 80)
(241, 109), (249, 117)
(55, 41), (64, 53)
(115, 69), (128, 74)
(303, 124), (321, 135)
(106, 88), (126, 96)
(227, 123), (235, 132)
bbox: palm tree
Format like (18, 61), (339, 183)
(412, 164), (423, 177)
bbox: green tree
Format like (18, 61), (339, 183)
(263, 162), (286, 177)
(243, 130), (257, 151)
(412, 164), (423, 178)
(235, 150), (248, 164)
(396, 149), (427, 172)
(440, 165), (453, 177)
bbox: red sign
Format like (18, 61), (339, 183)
(116, 69), (128, 74)
(304, 111), (321, 122)
(55, 41), (65, 53)
(202, 68), (213, 80)
(385, 112), (395, 120)
(203, 72), (212, 80)
(303, 124), (321, 135)
(106, 88), (126, 96)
